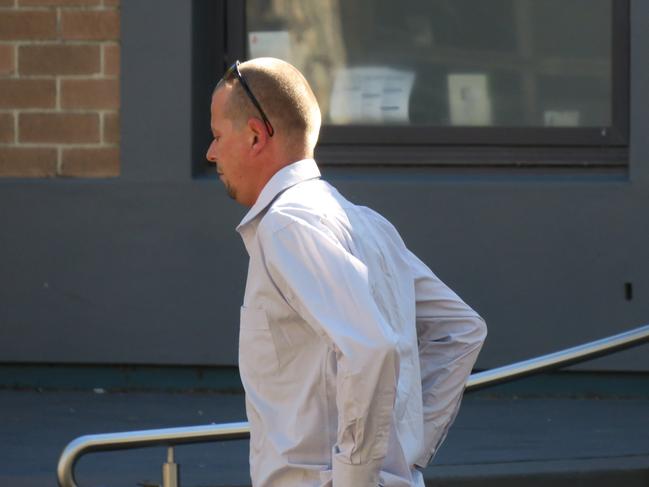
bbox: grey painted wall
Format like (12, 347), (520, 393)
(1, 0), (647, 371)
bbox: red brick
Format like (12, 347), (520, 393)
(103, 111), (118, 143)
(0, 11), (57, 40)
(0, 147), (57, 177)
(103, 43), (119, 76)
(0, 79), (56, 108)
(19, 44), (100, 75)
(0, 113), (14, 142)
(19, 0), (99, 6)
(20, 113), (99, 143)
(103, 0), (119, 7)
(61, 78), (119, 109)
(0, 44), (15, 76)
(0, 0), (15, 7)
(60, 147), (119, 177)
(61, 10), (119, 41)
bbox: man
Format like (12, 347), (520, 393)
(206, 58), (487, 487)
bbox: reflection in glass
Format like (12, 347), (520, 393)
(246, 0), (612, 128)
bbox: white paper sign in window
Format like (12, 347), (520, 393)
(329, 67), (415, 124)
(448, 74), (492, 126)
(544, 110), (581, 127)
(248, 31), (292, 61)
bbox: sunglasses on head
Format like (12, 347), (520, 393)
(222, 60), (275, 137)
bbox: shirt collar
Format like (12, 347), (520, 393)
(236, 158), (321, 231)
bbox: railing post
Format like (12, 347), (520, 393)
(162, 447), (179, 487)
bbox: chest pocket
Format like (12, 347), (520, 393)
(239, 306), (280, 380)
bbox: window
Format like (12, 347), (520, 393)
(206, 0), (629, 167)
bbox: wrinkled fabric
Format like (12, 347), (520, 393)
(236, 159), (487, 486)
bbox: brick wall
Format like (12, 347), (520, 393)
(0, 0), (120, 178)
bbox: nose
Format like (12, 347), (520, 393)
(206, 141), (217, 164)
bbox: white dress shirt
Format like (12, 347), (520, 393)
(236, 159), (487, 487)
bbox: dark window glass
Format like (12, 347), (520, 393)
(246, 0), (613, 129)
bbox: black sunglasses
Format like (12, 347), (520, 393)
(223, 60), (275, 137)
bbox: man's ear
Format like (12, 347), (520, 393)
(247, 117), (269, 155)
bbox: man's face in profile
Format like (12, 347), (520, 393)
(206, 87), (254, 206)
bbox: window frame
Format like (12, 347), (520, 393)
(215, 0), (629, 167)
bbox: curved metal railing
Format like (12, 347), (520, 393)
(57, 423), (250, 487)
(57, 323), (649, 487)
(466, 322), (649, 390)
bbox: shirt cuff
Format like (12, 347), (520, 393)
(414, 451), (433, 469)
(332, 455), (381, 487)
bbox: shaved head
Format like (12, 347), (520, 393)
(215, 58), (322, 158)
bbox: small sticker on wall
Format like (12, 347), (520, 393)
(248, 31), (292, 61)
(544, 110), (580, 127)
(448, 74), (492, 126)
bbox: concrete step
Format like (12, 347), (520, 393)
(422, 456), (649, 487)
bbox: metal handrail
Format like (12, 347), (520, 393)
(467, 322), (649, 390)
(57, 423), (250, 487)
(57, 323), (649, 487)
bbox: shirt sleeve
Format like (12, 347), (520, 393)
(258, 216), (399, 487)
(405, 249), (487, 468)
